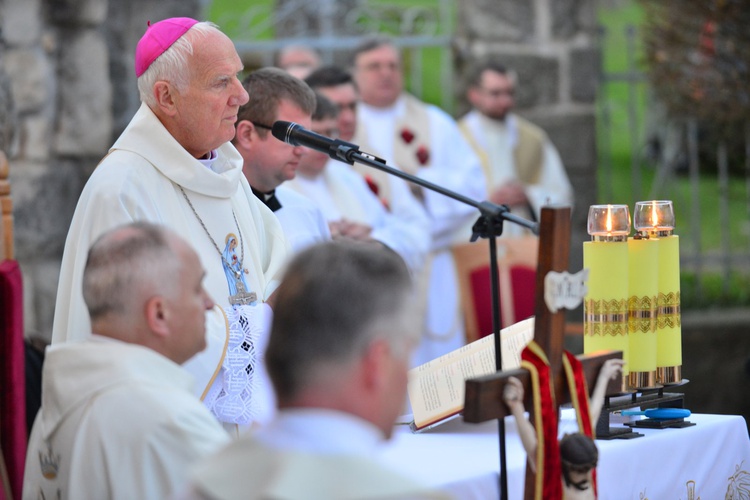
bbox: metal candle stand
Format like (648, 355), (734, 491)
(595, 379), (695, 440)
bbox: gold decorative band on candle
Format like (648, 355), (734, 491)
(585, 312), (628, 323)
(656, 291), (681, 329)
(647, 229), (674, 238)
(627, 295), (657, 333)
(592, 234), (628, 243)
(657, 365), (682, 385)
(584, 299), (628, 337)
(657, 305), (680, 316)
(628, 370), (657, 389)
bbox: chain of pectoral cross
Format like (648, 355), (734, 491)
(180, 186), (257, 305)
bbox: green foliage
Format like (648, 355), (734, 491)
(208, 0), (275, 39)
(681, 271), (750, 309)
(638, 0), (750, 127)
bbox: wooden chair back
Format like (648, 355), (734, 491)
(0, 150), (11, 260)
(453, 236), (539, 344)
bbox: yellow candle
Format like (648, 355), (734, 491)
(583, 241), (629, 375)
(634, 200), (682, 384)
(655, 234), (681, 382)
(583, 204), (631, 379)
(627, 236), (658, 388)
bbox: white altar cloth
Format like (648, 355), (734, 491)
(381, 411), (750, 499)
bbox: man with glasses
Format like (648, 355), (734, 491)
(459, 60), (573, 236)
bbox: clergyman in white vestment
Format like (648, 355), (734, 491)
(350, 38), (487, 366)
(50, 19), (288, 431)
(24, 223), (230, 500)
(459, 60), (573, 239)
(285, 92), (430, 272)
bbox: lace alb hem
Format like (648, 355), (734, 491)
(204, 303), (264, 424)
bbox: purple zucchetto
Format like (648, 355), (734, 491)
(135, 17), (199, 77)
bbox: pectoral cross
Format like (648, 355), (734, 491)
(228, 278), (257, 306)
(463, 207), (623, 500)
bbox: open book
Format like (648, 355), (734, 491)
(407, 317), (535, 432)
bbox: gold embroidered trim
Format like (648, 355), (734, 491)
(628, 295), (657, 333)
(657, 291), (681, 328)
(584, 299), (628, 337)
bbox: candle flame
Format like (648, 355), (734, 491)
(651, 200), (658, 227)
(606, 205), (612, 233)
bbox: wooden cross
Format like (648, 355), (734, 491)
(463, 206), (623, 499)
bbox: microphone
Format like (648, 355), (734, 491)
(272, 121), (363, 164)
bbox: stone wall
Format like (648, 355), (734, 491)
(0, 0), (202, 340)
(455, 0), (600, 277)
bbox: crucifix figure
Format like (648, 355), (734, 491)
(463, 206), (624, 500)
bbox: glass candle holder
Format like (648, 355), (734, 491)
(587, 204), (631, 241)
(634, 200), (675, 236)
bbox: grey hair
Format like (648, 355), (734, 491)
(137, 21), (220, 107)
(266, 241), (417, 402)
(82, 222), (182, 322)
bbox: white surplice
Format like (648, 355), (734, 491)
(355, 96), (487, 366)
(273, 184), (331, 253)
(51, 103), (289, 427)
(286, 161), (430, 272)
(23, 337), (230, 500)
(458, 110), (573, 238)
(178, 409), (452, 500)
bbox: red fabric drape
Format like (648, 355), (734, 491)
(563, 351), (598, 496)
(563, 351), (594, 438)
(521, 341), (562, 500)
(0, 259), (26, 500)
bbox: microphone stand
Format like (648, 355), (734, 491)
(334, 144), (537, 500)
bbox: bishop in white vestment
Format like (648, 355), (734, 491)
(51, 20), (289, 429)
